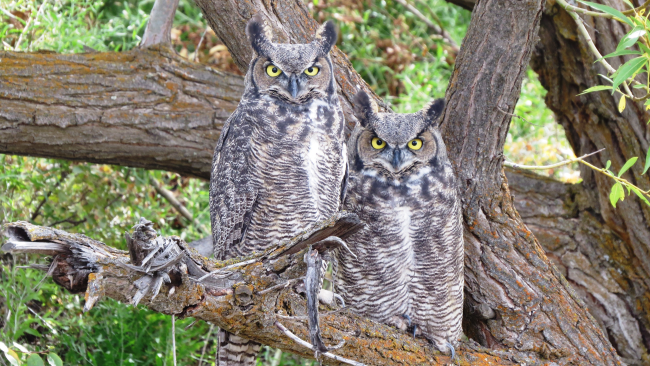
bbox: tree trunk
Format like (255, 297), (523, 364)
(440, 0), (650, 362)
(527, 1), (650, 363)
(0, 45), (242, 178)
(434, 0), (619, 362)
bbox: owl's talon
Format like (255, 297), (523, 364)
(401, 313), (412, 327)
(412, 324), (417, 339)
(446, 341), (456, 361)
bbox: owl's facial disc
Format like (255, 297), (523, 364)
(255, 58), (330, 104)
(358, 129), (438, 176)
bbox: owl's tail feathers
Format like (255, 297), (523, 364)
(217, 329), (261, 366)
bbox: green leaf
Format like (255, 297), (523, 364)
(612, 57), (647, 93)
(22, 328), (41, 337)
(610, 182), (625, 207)
(606, 160), (612, 170)
(644, 148), (650, 174)
(618, 156), (638, 176)
(598, 49), (643, 62)
(633, 83), (647, 88)
(640, 43), (650, 55)
(26, 354), (43, 366)
(46, 354), (62, 366)
(577, 1), (635, 26)
(578, 85), (613, 95)
(630, 186), (650, 206)
(617, 27), (646, 51)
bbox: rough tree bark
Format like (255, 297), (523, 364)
(0, 46), (242, 178)
(0, 0), (632, 364)
(443, 0), (650, 362)
(527, 1), (650, 364)
(2, 216), (511, 365)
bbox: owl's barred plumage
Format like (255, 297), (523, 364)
(209, 14), (346, 365)
(336, 91), (463, 353)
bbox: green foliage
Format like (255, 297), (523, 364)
(316, 0), (470, 106)
(563, 1), (650, 207)
(576, 1), (650, 106)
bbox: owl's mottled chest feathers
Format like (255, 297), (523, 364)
(227, 94), (346, 253)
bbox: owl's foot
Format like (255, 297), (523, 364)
(400, 314), (418, 338)
(388, 314), (421, 338)
(317, 289), (345, 307)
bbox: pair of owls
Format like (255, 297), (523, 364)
(209, 14), (463, 365)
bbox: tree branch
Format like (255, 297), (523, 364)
(1, 216), (515, 365)
(0, 45), (242, 179)
(141, 0), (180, 47)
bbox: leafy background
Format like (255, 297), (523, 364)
(0, 0), (576, 364)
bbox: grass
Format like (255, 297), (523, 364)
(0, 0), (575, 364)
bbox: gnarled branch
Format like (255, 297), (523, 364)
(1, 216), (514, 366)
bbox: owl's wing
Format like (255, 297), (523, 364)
(339, 162), (349, 209)
(210, 109), (258, 260)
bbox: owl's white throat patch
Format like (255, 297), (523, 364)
(307, 99), (329, 123)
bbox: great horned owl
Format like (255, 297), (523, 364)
(209, 14), (346, 366)
(336, 91), (463, 354)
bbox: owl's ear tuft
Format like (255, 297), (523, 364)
(353, 91), (378, 128)
(422, 98), (445, 126)
(247, 14), (273, 56)
(314, 21), (337, 54)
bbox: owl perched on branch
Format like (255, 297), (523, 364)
(336, 90), (463, 355)
(209, 14), (347, 366)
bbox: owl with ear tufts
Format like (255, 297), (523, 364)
(209, 14), (347, 366)
(335, 90), (464, 355)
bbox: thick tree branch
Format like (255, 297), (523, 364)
(1, 216), (514, 366)
(506, 168), (650, 364)
(0, 45), (242, 178)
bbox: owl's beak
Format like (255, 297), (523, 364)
(392, 148), (403, 170)
(288, 74), (299, 99)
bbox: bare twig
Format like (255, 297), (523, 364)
(195, 258), (258, 281)
(559, 0), (650, 18)
(393, 0), (458, 50)
(150, 176), (208, 234)
(194, 29), (208, 62)
(15, 0), (49, 51)
(256, 277), (302, 295)
(198, 324), (216, 366)
(172, 315), (177, 366)
(274, 321), (363, 366)
(49, 216), (87, 228)
(32, 171), (69, 221)
(497, 107), (543, 126)
(504, 148), (605, 170)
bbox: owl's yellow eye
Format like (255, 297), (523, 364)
(408, 138), (423, 150)
(304, 66), (320, 76)
(371, 137), (386, 150)
(266, 65), (282, 77)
